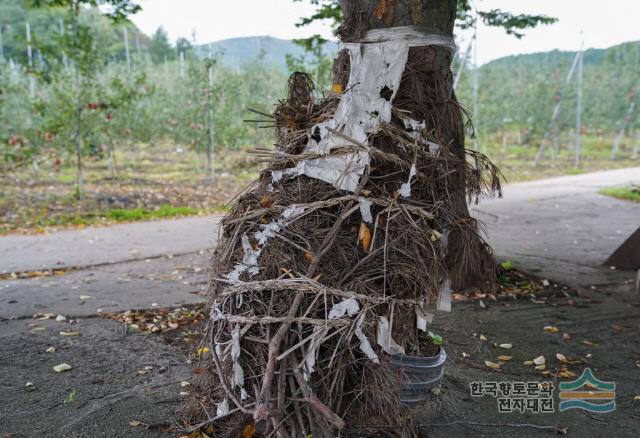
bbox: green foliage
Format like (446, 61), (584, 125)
(105, 204), (200, 221)
(599, 186), (640, 203)
(149, 26), (173, 63)
(28, 0), (140, 22)
(456, 0), (556, 38)
(455, 42), (640, 137)
(500, 260), (514, 271)
(293, 0), (557, 46)
(63, 389), (77, 404)
(38, 205), (202, 227)
(428, 331), (443, 346)
(286, 37), (332, 90)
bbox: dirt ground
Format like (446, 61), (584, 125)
(2, 266), (638, 437)
(2, 168), (639, 437)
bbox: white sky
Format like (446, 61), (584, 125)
(130, 0), (640, 64)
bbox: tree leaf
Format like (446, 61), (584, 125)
(359, 223), (372, 253)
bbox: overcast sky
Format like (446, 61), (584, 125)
(130, 0), (640, 64)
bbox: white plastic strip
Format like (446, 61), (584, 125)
(328, 298), (360, 319)
(355, 314), (379, 363)
(437, 278), (452, 312)
(275, 27), (454, 193)
(398, 164), (417, 198)
(377, 316), (404, 355)
(216, 398), (229, 417)
(303, 326), (325, 380)
(254, 205), (305, 245)
(289, 37), (411, 192)
(225, 206), (306, 283)
(415, 305), (434, 332)
(231, 325), (244, 389)
(344, 26), (457, 51)
(225, 233), (261, 283)
(358, 197), (373, 223)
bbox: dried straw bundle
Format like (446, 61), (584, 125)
(181, 48), (501, 436)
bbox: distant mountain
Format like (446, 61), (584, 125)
(482, 40), (639, 70)
(195, 36), (338, 69)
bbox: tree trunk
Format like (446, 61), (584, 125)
(74, 107), (84, 199)
(107, 138), (118, 178)
(193, 2), (500, 435)
(338, 0), (492, 290)
(339, 0), (464, 198)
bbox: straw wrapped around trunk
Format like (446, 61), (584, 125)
(180, 23), (502, 437)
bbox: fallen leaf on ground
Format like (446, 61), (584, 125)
(45, 347), (55, 353)
(55, 315), (67, 322)
(523, 360), (534, 365)
(129, 420), (141, 427)
(101, 304), (206, 336)
(610, 324), (629, 333)
(557, 369), (577, 379)
(563, 333), (572, 341)
(498, 343), (512, 349)
(498, 355), (512, 361)
(533, 355), (546, 365)
(582, 340), (597, 346)
(461, 352), (470, 358)
(535, 364), (546, 370)
(53, 363), (72, 373)
(479, 334), (487, 341)
(59, 331), (80, 336)
(196, 347), (210, 356)
(543, 326), (559, 334)
(485, 360), (501, 370)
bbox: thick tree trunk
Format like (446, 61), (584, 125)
(337, 0), (482, 290)
(189, 2), (500, 435)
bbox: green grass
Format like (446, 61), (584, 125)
(40, 205), (202, 228)
(106, 205), (200, 221)
(599, 186), (640, 203)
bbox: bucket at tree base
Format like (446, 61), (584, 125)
(390, 347), (447, 405)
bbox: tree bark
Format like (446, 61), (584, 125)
(337, 0), (482, 290)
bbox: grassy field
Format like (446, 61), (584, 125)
(481, 132), (638, 183)
(0, 143), (258, 234)
(1, 133), (638, 234)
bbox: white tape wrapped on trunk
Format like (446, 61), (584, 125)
(286, 26), (454, 193)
